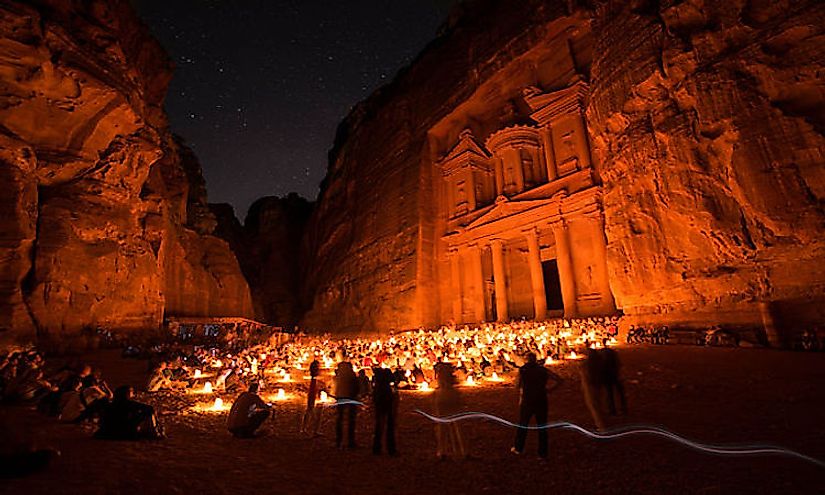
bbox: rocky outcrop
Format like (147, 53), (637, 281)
(587, 0), (825, 330)
(212, 194), (313, 327)
(0, 0), (252, 345)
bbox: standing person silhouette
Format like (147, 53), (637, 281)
(580, 344), (607, 430)
(433, 362), (465, 459)
(599, 339), (627, 416)
(301, 360), (322, 436)
(333, 360), (359, 449)
(511, 352), (563, 459)
(371, 367), (397, 455)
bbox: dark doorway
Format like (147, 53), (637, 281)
(542, 259), (564, 311)
(485, 280), (497, 322)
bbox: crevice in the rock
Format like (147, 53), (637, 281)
(20, 185), (44, 340)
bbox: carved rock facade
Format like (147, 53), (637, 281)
(302, 0), (825, 336)
(0, 0), (252, 345)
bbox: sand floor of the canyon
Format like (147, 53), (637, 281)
(2, 346), (824, 495)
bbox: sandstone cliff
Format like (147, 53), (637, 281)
(300, 0), (588, 333)
(212, 194), (313, 327)
(0, 0), (252, 346)
(300, 0), (824, 335)
(587, 0), (825, 330)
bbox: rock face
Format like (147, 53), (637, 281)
(587, 0), (825, 332)
(0, 0), (252, 345)
(212, 194), (313, 328)
(299, 0), (825, 336)
(300, 0), (598, 333)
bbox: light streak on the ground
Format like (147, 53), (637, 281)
(413, 410), (825, 469)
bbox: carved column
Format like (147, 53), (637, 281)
(589, 213), (616, 312)
(552, 221), (577, 318)
(449, 248), (463, 322)
(525, 229), (547, 321)
(490, 239), (509, 322)
(540, 126), (557, 181)
(468, 243), (486, 322)
(493, 157), (504, 196)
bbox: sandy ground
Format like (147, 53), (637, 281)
(2, 345), (824, 495)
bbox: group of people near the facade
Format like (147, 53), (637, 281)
(209, 317), (627, 459)
(222, 339), (626, 459)
(1, 316), (627, 480)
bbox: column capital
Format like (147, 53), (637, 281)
(549, 218), (568, 231)
(522, 226), (539, 239)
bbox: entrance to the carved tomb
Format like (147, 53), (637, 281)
(484, 279), (497, 322)
(542, 259), (564, 312)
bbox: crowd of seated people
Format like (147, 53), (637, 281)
(626, 325), (670, 345)
(129, 317), (622, 401)
(0, 349), (166, 477)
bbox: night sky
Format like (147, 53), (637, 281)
(131, 0), (455, 218)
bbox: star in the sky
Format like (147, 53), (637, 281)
(134, 0), (455, 216)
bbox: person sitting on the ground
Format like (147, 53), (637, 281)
(38, 363), (92, 416)
(146, 362), (173, 392)
(60, 375), (113, 423)
(4, 353), (54, 403)
(95, 385), (164, 440)
(223, 367), (244, 393)
(226, 382), (271, 438)
(54, 377), (83, 418)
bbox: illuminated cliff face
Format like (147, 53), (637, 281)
(301, 0), (825, 335)
(2, 0), (821, 342)
(588, 0), (825, 331)
(0, 0), (252, 345)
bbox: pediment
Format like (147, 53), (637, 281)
(523, 80), (589, 119)
(465, 196), (555, 230)
(440, 129), (489, 166)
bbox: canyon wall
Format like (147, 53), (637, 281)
(301, 0), (824, 335)
(212, 194), (313, 327)
(587, 0), (825, 331)
(0, 0), (252, 346)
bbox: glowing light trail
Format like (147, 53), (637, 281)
(323, 399), (364, 408)
(413, 410), (825, 469)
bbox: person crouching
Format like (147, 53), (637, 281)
(227, 382), (271, 438)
